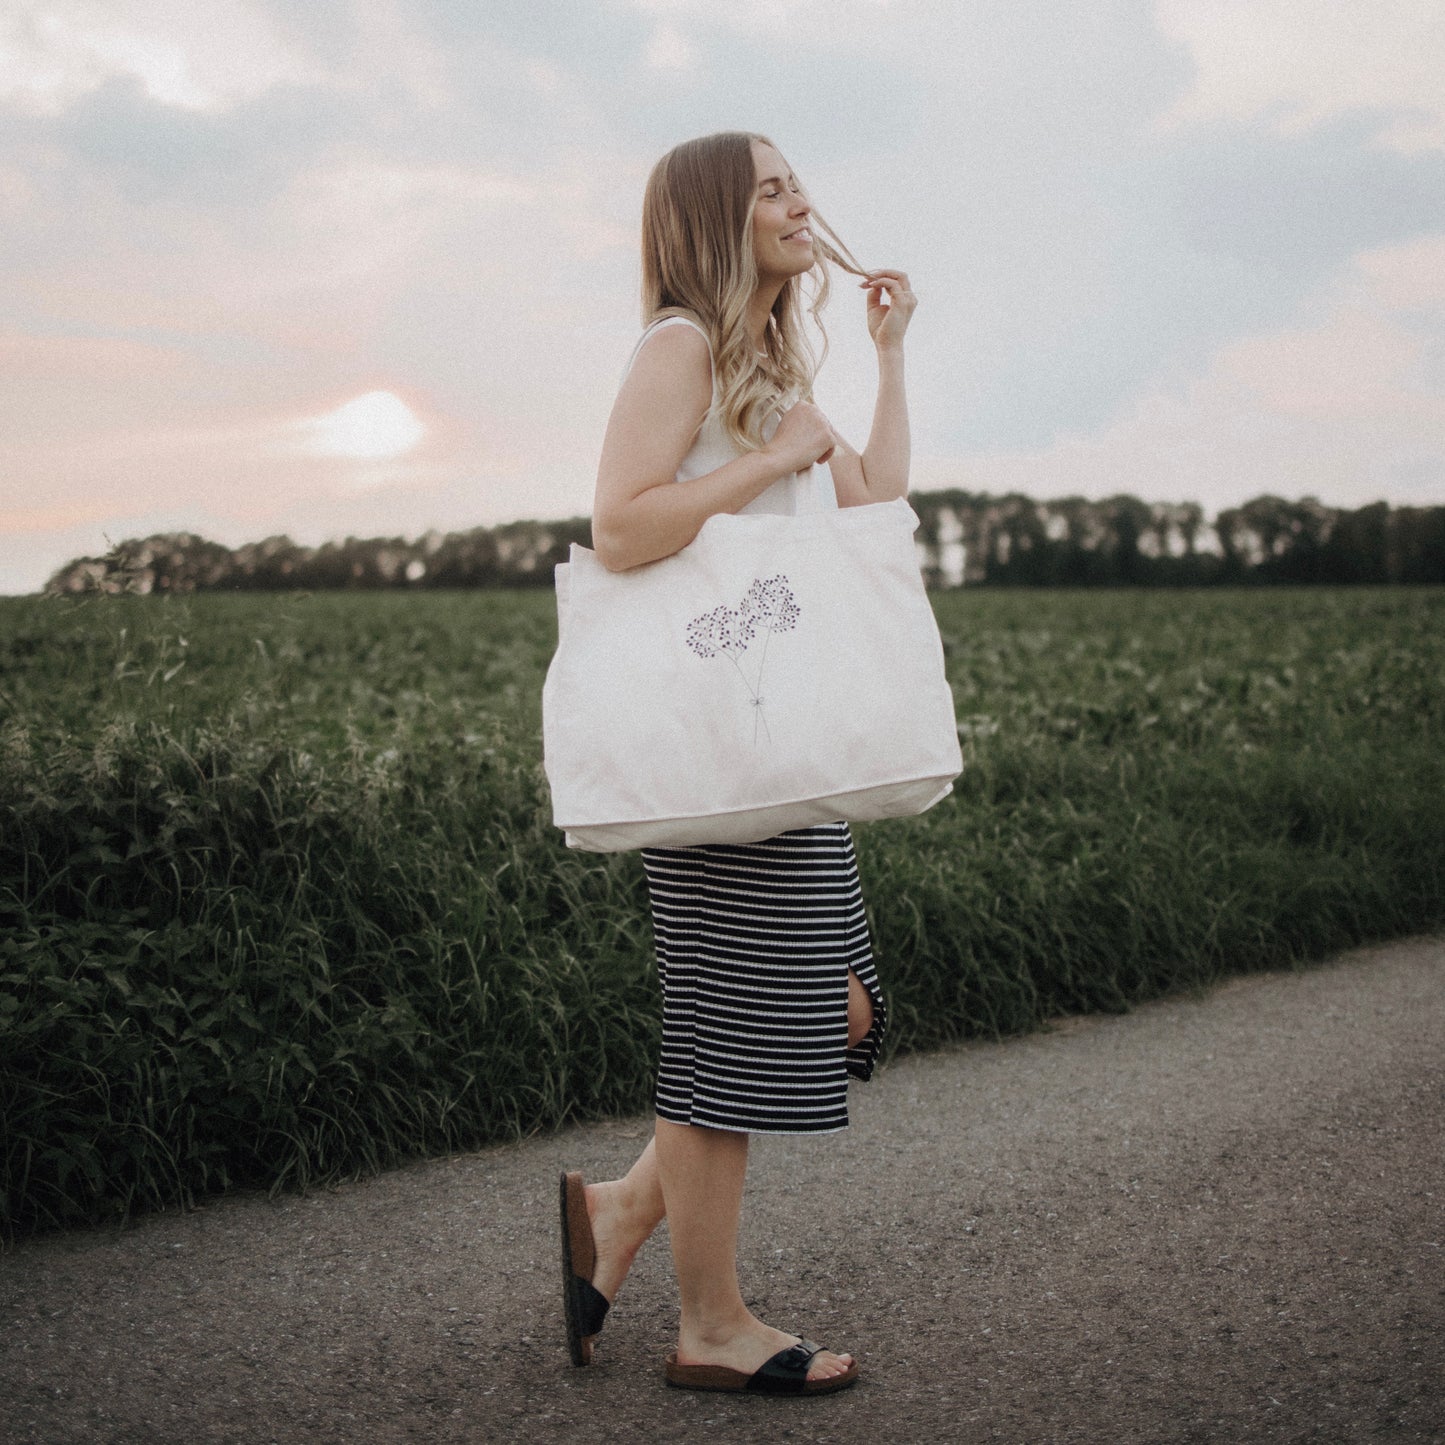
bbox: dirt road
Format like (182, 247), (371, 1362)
(4, 934), (1442, 1444)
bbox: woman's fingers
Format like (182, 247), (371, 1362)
(862, 267), (917, 348)
(864, 278), (916, 310)
(770, 399), (838, 470)
(858, 269), (913, 293)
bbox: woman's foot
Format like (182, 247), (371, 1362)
(675, 1314), (854, 1383)
(582, 1177), (655, 1304)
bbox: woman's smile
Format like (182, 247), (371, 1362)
(752, 139), (815, 278)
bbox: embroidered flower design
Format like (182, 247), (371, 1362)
(685, 605), (742, 660)
(686, 575), (800, 744)
(740, 575), (800, 637)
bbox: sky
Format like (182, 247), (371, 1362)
(2, 0), (1444, 594)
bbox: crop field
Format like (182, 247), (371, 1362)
(2, 585), (1443, 1237)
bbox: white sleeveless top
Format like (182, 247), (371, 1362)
(621, 315), (837, 515)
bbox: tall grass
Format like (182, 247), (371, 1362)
(2, 586), (1442, 1238)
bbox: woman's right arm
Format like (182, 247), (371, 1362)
(591, 324), (835, 571)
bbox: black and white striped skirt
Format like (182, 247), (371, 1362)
(640, 821), (887, 1136)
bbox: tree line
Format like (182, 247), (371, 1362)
(43, 492), (1445, 595)
(915, 492), (1445, 587)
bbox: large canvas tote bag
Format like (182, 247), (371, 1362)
(542, 496), (962, 852)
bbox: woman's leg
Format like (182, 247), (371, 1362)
(583, 1120), (853, 1380)
(847, 967), (874, 1049)
(655, 1117), (853, 1381)
(590, 971), (869, 1288)
(583, 962), (863, 1377)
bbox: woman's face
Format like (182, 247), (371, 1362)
(750, 140), (814, 284)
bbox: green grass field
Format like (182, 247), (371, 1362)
(2, 586), (1442, 1238)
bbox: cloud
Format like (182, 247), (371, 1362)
(624, 0), (896, 47)
(0, 0), (322, 116)
(1357, 232), (1445, 310)
(926, 231), (1445, 511)
(644, 22), (693, 71)
(0, 498), (115, 536)
(888, 23), (1445, 452)
(1156, 0), (1445, 151)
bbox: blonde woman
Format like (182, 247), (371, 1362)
(559, 130), (916, 1397)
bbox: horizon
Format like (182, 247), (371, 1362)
(25, 487), (1443, 598)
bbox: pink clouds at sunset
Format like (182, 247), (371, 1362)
(917, 233), (1445, 508)
(2, 0), (1443, 592)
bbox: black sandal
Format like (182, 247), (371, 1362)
(559, 1170), (610, 1366)
(664, 1339), (859, 1395)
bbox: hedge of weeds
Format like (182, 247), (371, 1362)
(1, 712), (657, 1236)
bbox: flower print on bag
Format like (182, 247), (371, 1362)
(686, 574), (800, 744)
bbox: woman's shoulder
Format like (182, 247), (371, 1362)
(636, 312), (712, 360)
(622, 313), (714, 387)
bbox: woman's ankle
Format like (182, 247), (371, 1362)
(677, 1302), (759, 1351)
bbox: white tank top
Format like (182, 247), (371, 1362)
(620, 315), (837, 516)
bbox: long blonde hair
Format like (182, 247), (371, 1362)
(640, 131), (865, 450)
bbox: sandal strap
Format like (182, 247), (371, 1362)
(568, 1275), (611, 1336)
(746, 1339), (823, 1394)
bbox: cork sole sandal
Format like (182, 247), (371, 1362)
(664, 1340), (858, 1396)
(559, 1170), (610, 1366)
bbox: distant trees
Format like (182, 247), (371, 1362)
(908, 492), (1444, 587)
(42, 494), (1445, 595)
(44, 519), (595, 596)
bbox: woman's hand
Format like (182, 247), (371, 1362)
(861, 269), (917, 352)
(766, 400), (836, 472)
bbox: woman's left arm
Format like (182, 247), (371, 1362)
(829, 269), (917, 508)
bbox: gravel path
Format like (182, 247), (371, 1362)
(3, 934), (1442, 1445)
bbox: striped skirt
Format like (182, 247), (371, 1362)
(640, 821), (887, 1136)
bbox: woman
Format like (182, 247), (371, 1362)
(559, 130), (916, 1396)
